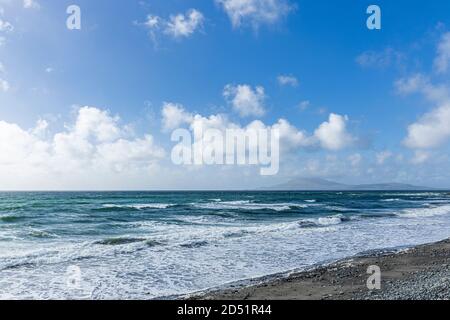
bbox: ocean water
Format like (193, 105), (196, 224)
(1, 191), (450, 299)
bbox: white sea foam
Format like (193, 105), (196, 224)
(317, 215), (346, 226)
(2, 208), (450, 300)
(193, 200), (310, 211)
(381, 192), (446, 197)
(399, 204), (450, 218)
(325, 205), (358, 212)
(102, 203), (174, 210)
(2, 192), (450, 300)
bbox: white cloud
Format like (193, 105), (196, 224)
(395, 74), (428, 95)
(270, 118), (310, 149)
(0, 61), (8, 91)
(0, 78), (9, 91)
(216, 0), (293, 29)
(376, 151), (393, 165)
(434, 32), (450, 74)
(161, 102), (194, 131)
(404, 103), (450, 149)
(395, 74), (449, 103)
(0, 17), (13, 32)
(144, 15), (160, 29)
(397, 34), (450, 153)
(31, 119), (48, 136)
(411, 150), (431, 165)
(165, 9), (204, 38)
(169, 110), (311, 163)
(23, 0), (39, 9)
(0, 107), (165, 189)
(0, 121), (49, 167)
(164, 105), (353, 155)
(314, 113), (354, 151)
(298, 100), (310, 111)
(396, 74), (450, 150)
(0, 102), (359, 189)
(223, 84), (266, 117)
(277, 75), (298, 87)
(142, 9), (204, 41)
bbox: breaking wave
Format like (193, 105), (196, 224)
(398, 204), (450, 218)
(101, 203), (175, 210)
(193, 200), (311, 212)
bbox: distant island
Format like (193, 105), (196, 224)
(264, 177), (437, 191)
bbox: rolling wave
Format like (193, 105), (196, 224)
(101, 203), (175, 210)
(399, 204), (450, 218)
(193, 200), (311, 212)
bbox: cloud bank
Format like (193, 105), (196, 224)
(0, 107), (165, 190)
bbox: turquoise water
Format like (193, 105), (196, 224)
(1, 191), (450, 299)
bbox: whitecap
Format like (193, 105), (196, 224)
(381, 198), (401, 202)
(317, 215), (346, 226)
(399, 204), (450, 218)
(102, 203), (174, 210)
(193, 201), (308, 212)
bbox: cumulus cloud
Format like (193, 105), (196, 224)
(314, 114), (354, 151)
(395, 73), (449, 103)
(23, 0), (40, 9)
(393, 32), (450, 158)
(223, 84), (266, 117)
(404, 103), (450, 149)
(396, 74), (450, 150)
(434, 32), (450, 74)
(270, 118), (311, 150)
(277, 75), (299, 87)
(164, 104), (354, 154)
(169, 110), (310, 165)
(161, 102), (194, 131)
(216, 0), (293, 29)
(165, 9), (204, 38)
(142, 9), (204, 41)
(0, 17), (13, 32)
(0, 107), (165, 189)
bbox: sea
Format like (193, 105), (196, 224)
(0, 191), (449, 299)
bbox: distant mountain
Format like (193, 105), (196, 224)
(351, 183), (432, 191)
(265, 178), (435, 191)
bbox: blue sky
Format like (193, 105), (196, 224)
(1, 0), (450, 190)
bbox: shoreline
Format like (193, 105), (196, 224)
(187, 238), (450, 300)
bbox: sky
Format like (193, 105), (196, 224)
(1, 0), (450, 190)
